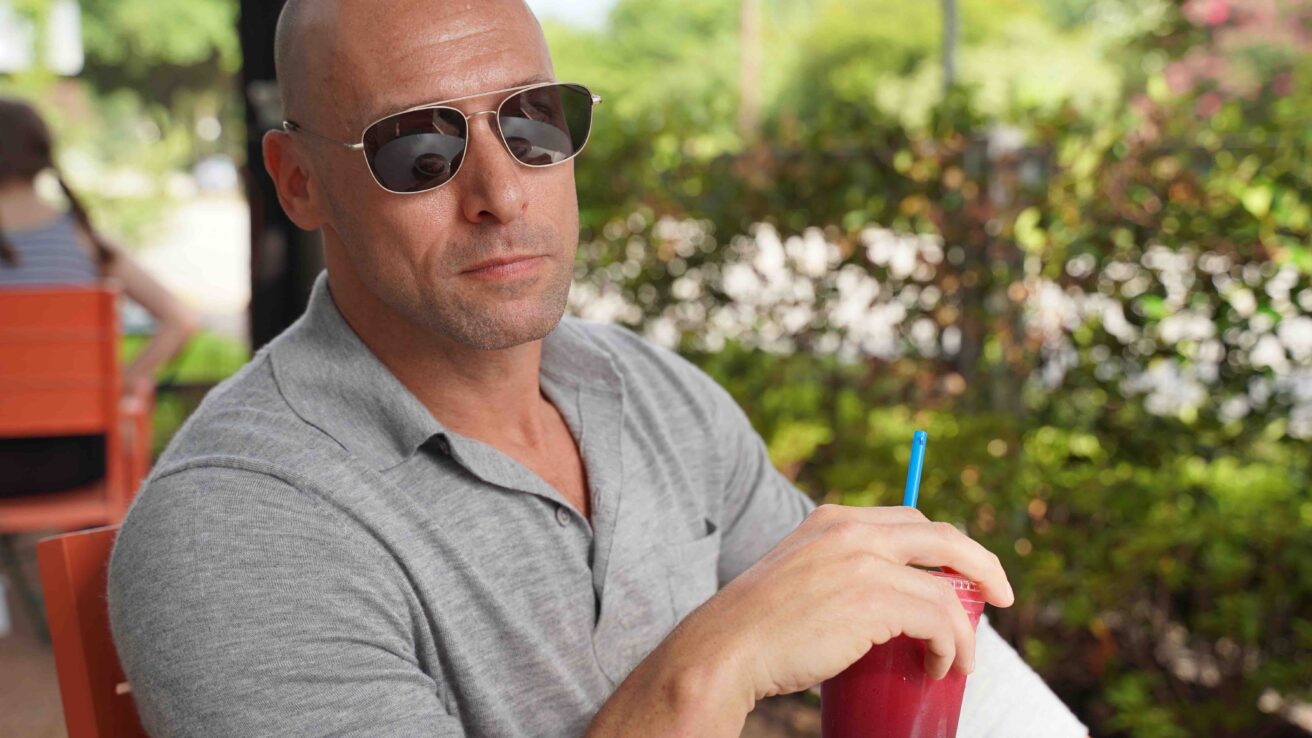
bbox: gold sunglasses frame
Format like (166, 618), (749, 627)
(282, 81), (602, 195)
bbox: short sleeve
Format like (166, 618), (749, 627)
(693, 370), (816, 584)
(107, 465), (466, 737)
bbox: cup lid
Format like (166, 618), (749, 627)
(930, 569), (988, 609)
(930, 569), (982, 592)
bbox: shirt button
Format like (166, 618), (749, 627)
(555, 506), (571, 526)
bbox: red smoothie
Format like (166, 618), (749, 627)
(821, 570), (986, 738)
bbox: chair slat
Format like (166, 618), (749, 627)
(37, 525), (148, 738)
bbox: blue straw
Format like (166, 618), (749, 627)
(902, 430), (928, 508)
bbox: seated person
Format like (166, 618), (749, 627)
(0, 97), (198, 497)
(106, 2), (1089, 736)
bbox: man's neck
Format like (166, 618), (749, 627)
(324, 263), (553, 452)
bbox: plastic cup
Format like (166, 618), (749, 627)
(821, 570), (986, 738)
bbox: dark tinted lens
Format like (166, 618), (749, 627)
(498, 84), (594, 167)
(363, 107), (468, 193)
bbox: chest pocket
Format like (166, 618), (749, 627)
(663, 518), (722, 623)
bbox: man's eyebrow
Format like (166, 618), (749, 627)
(365, 75), (556, 125)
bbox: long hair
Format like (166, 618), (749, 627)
(0, 97), (116, 269)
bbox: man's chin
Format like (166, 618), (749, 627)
(430, 298), (568, 352)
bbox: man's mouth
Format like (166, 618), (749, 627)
(460, 254), (547, 280)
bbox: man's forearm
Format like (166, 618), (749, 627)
(585, 623), (753, 738)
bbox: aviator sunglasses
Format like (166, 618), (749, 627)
(282, 81), (601, 195)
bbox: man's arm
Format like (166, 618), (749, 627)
(586, 501), (1015, 737)
(599, 352), (1088, 737)
(705, 367), (1089, 736)
(108, 465), (466, 737)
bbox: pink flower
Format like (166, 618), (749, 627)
(1205, 0), (1231, 25)
(1165, 62), (1195, 94)
(1196, 91), (1224, 117)
(1185, 0), (1232, 26)
(1272, 72), (1294, 97)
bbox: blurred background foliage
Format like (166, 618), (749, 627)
(5, 0), (1312, 735)
(4, 0), (241, 246)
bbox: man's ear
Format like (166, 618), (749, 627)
(262, 130), (330, 232)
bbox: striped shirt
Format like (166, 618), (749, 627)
(0, 213), (99, 286)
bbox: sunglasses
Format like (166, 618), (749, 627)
(282, 81), (601, 195)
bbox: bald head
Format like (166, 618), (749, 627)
(265, 0), (582, 354)
(274, 0), (551, 136)
(272, 0), (316, 125)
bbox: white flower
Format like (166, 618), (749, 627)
(1228, 288), (1258, 318)
(721, 263), (762, 303)
(644, 317), (680, 349)
(1219, 396), (1251, 422)
(1126, 362), (1206, 417)
(1250, 334), (1289, 372)
(671, 275), (702, 301)
(753, 224), (787, 281)
(1027, 280), (1080, 343)
(1277, 316), (1312, 362)
(889, 238), (918, 280)
(786, 227), (836, 278)
(1158, 311), (1216, 345)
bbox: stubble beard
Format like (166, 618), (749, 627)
(415, 254), (575, 351)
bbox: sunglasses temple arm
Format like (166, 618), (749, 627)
(282, 121), (365, 151)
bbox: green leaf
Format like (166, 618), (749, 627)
(1137, 295), (1168, 320)
(1242, 185), (1274, 219)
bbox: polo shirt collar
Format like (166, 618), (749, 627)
(270, 271), (622, 472)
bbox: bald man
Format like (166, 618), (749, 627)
(107, 2), (1089, 736)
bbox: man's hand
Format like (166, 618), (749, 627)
(586, 504), (1014, 738)
(699, 503), (1014, 697)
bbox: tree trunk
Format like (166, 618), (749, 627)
(942, 0), (958, 94)
(739, 0), (762, 139)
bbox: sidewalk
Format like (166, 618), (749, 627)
(132, 192), (251, 344)
(0, 533), (65, 738)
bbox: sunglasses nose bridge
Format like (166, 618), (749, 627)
(465, 109), (512, 158)
(458, 109), (523, 180)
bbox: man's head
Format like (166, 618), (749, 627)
(266, 0), (580, 351)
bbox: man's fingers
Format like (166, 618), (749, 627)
(808, 503), (928, 528)
(874, 522), (1013, 608)
(875, 563), (977, 677)
(870, 586), (962, 680)
(812, 509), (1013, 608)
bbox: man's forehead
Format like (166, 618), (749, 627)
(330, 0), (554, 133)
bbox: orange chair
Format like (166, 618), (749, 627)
(37, 524), (148, 738)
(0, 285), (152, 531)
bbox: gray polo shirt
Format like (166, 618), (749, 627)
(108, 271), (1086, 737)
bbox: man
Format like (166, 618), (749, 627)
(108, 1), (1089, 736)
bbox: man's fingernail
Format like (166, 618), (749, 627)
(1004, 581), (1015, 603)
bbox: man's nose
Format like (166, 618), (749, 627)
(456, 111), (527, 225)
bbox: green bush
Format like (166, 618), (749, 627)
(122, 330), (250, 456)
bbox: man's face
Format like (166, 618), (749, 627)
(304, 0), (580, 351)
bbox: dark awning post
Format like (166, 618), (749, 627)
(240, 0), (324, 350)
